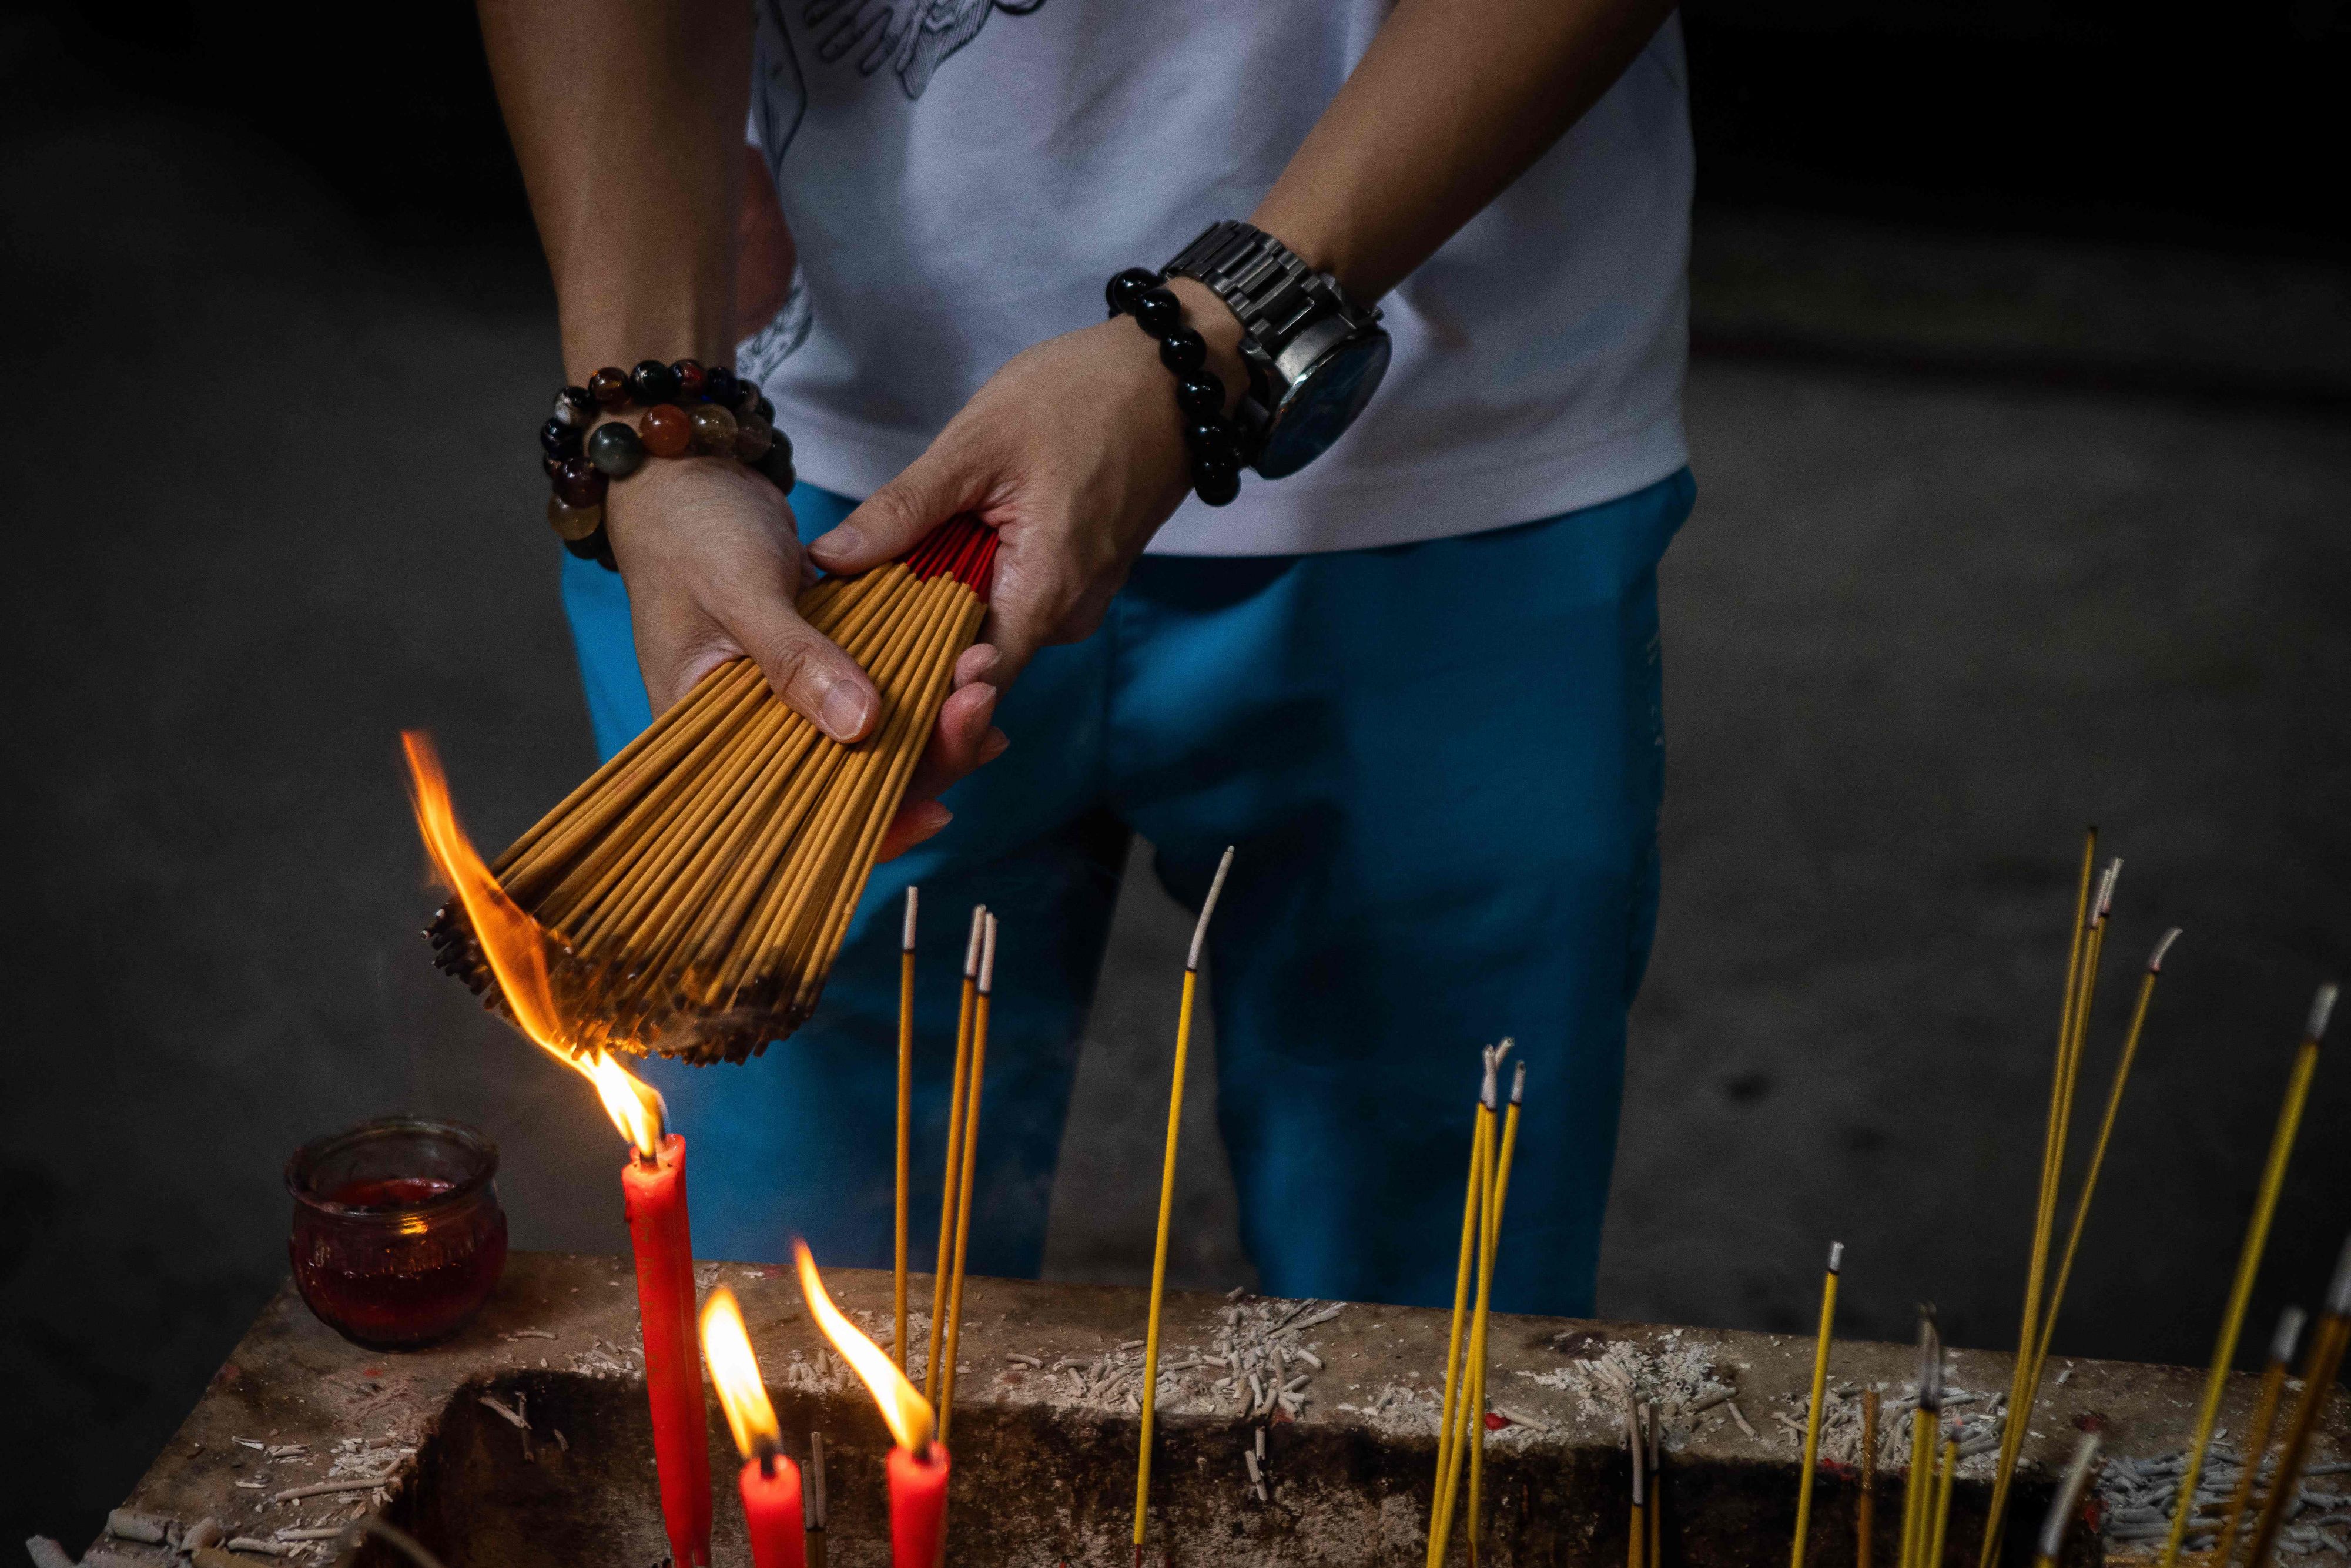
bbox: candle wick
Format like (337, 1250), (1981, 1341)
(758, 1449), (777, 1480)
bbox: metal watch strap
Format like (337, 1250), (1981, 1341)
(1164, 221), (1381, 358)
(1161, 220), (1389, 478)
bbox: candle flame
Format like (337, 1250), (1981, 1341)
(701, 1287), (782, 1460)
(793, 1239), (933, 1452)
(583, 1048), (665, 1161)
(400, 730), (664, 1159)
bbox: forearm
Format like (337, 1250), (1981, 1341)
(1252, 0), (1678, 300)
(478, 0), (750, 380)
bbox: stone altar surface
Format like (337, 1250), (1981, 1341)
(97, 1252), (2346, 1567)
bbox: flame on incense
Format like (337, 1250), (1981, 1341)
(701, 1287), (782, 1460)
(401, 729), (664, 1160)
(795, 1239), (935, 1452)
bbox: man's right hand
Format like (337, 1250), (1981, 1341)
(602, 454), (1006, 859)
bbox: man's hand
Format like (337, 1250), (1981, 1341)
(805, 282), (1244, 689)
(603, 454), (1004, 859)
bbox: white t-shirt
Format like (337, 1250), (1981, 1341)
(741, 0), (1690, 556)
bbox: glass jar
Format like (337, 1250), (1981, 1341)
(286, 1117), (508, 1348)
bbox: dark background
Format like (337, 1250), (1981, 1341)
(5, 0), (2348, 1552)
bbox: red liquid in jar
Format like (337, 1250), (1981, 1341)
(291, 1177), (507, 1348)
(328, 1177), (456, 1208)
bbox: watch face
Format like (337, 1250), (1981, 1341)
(1254, 331), (1392, 480)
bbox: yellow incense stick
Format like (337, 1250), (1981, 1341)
(1627, 1398), (1648, 1568)
(1860, 1388), (1880, 1568)
(1465, 1057), (1526, 1563)
(2031, 1435), (2102, 1568)
(894, 886), (916, 1372)
(2241, 1238), (2351, 1568)
(2211, 1305), (2304, 1568)
(1981, 850), (2114, 1564)
(1131, 847), (1234, 1566)
(2155, 984), (2335, 1568)
(937, 913), (996, 1443)
(1903, 1409), (1934, 1568)
(1428, 1075), (1493, 1563)
(1647, 1398), (1663, 1568)
(923, 904), (986, 1403)
(1791, 1241), (1846, 1568)
(1926, 1438), (1957, 1568)
(1431, 1047), (1511, 1567)
(1981, 833), (2099, 1562)
(1903, 1310), (1944, 1568)
(1420, 1048), (1514, 1561)
(2025, 929), (2176, 1388)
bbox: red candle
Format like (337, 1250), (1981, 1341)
(703, 1286), (805, 1568)
(739, 1453), (808, 1568)
(888, 1443), (951, 1568)
(794, 1240), (951, 1568)
(624, 1134), (712, 1568)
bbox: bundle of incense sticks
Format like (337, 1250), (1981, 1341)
(426, 514), (999, 1063)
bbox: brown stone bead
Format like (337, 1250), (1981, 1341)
(545, 495), (604, 542)
(639, 404), (692, 458)
(554, 456), (608, 508)
(732, 413), (774, 462)
(688, 403), (738, 455)
(587, 367), (629, 407)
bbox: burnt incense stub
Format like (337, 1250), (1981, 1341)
(101, 1253), (2342, 1568)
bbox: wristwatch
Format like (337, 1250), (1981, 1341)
(1161, 220), (1392, 480)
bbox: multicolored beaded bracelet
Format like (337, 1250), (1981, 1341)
(1104, 267), (1247, 508)
(539, 359), (797, 569)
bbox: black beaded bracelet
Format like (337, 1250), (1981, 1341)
(1104, 267), (1247, 508)
(539, 359), (797, 569)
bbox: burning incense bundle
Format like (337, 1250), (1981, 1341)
(426, 515), (999, 1063)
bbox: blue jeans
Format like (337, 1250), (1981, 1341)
(560, 470), (1692, 1315)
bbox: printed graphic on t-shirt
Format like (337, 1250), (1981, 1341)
(746, 0), (1046, 383)
(753, 0), (1047, 178)
(738, 270), (813, 387)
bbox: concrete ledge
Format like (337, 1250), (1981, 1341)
(96, 1252), (2345, 1566)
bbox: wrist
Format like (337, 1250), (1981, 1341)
(558, 301), (738, 392)
(540, 358), (795, 569)
(1100, 272), (1251, 507)
(1153, 220), (1390, 481)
